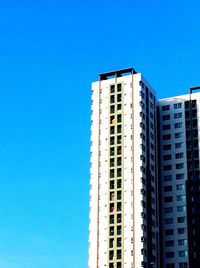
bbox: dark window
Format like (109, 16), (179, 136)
(174, 112), (182, 119)
(165, 240), (174, 247)
(176, 173), (184, 180)
(164, 165), (172, 171)
(163, 124), (171, 130)
(117, 179), (122, 188)
(110, 180), (114, 189)
(174, 103), (182, 109)
(163, 154), (172, 160)
(164, 185), (173, 192)
(117, 104), (122, 111)
(110, 105), (115, 114)
(163, 144), (171, 150)
(117, 114), (122, 123)
(110, 126), (115, 135)
(117, 191), (122, 200)
(162, 105), (170, 111)
(165, 229), (174, 235)
(117, 168), (122, 177)
(110, 85), (115, 94)
(164, 196), (173, 202)
(166, 252), (174, 258)
(110, 95), (115, 103)
(110, 215), (114, 224)
(117, 84), (122, 92)
(110, 147), (114, 156)
(117, 94), (122, 102)
(162, 114), (170, 121)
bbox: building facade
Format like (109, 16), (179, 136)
(89, 68), (200, 268)
(158, 89), (200, 268)
(89, 68), (159, 268)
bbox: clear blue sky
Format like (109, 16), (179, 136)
(0, 0), (200, 267)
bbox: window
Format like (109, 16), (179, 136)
(176, 173), (184, 180)
(117, 214), (122, 223)
(164, 165), (172, 171)
(175, 153), (184, 159)
(164, 185), (173, 192)
(179, 262), (188, 268)
(110, 158), (115, 167)
(175, 122), (183, 128)
(177, 217), (185, 223)
(162, 105), (170, 111)
(177, 195), (185, 201)
(110, 136), (115, 145)
(109, 238), (114, 248)
(117, 226), (121, 235)
(163, 144), (171, 150)
(175, 132), (183, 138)
(110, 169), (114, 178)
(117, 238), (122, 247)
(176, 163), (184, 169)
(117, 94), (122, 102)
(163, 124), (171, 130)
(166, 251), (174, 258)
(117, 168), (122, 177)
(117, 135), (122, 144)
(117, 125), (122, 134)
(117, 114), (122, 123)
(163, 114), (170, 121)
(165, 207), (173, 213)
(117, 191), (122, 200)
(110, 126), (115, 135)
(176, 184), (185, 190)
(117, 249), (122, 260)
(117, 202), (122, 212)
(175, 142), (183, 148)
(165, 218), (173, 224)
(110, 180), (114, 189)
(110, 215), (114, 224)
(164, 175), (173, 181)
(117, 157), (122, 166)
(165, 240), (174, 247)
(174, 103), (182, 109)
(178, 228), (186, 234)
(109, 250), (114, 260)
(163, 134), (171, 140)
(165, 229), (174, 235)
(178, 239), (187, 246)
(110, 95), (115, 103)
(163, 154), (172, 160)
(117, 179), (122, 188)
(174, 112), (182, 119)
(179, 251), (188, 257)
(117, 262), (122, 268)
(110, 226), (114, 236)
(177, 206), (186, 212)
(164, 196), (173, 202)
(110, 105), (115, 113)
(117, 104), (122, 111)
(117, 146), (122, 155)
(117, 84), (122, 92)
(166, 264), (175, 268)
(110, 147), (115, 156)
(110, 85), (115, 94)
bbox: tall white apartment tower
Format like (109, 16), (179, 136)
(89, 68), (159, 268)
(158, 88), (200, 268)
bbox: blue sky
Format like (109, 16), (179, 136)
(0, 0), (200, 267)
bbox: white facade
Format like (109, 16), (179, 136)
(89, 69), (159, 268)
